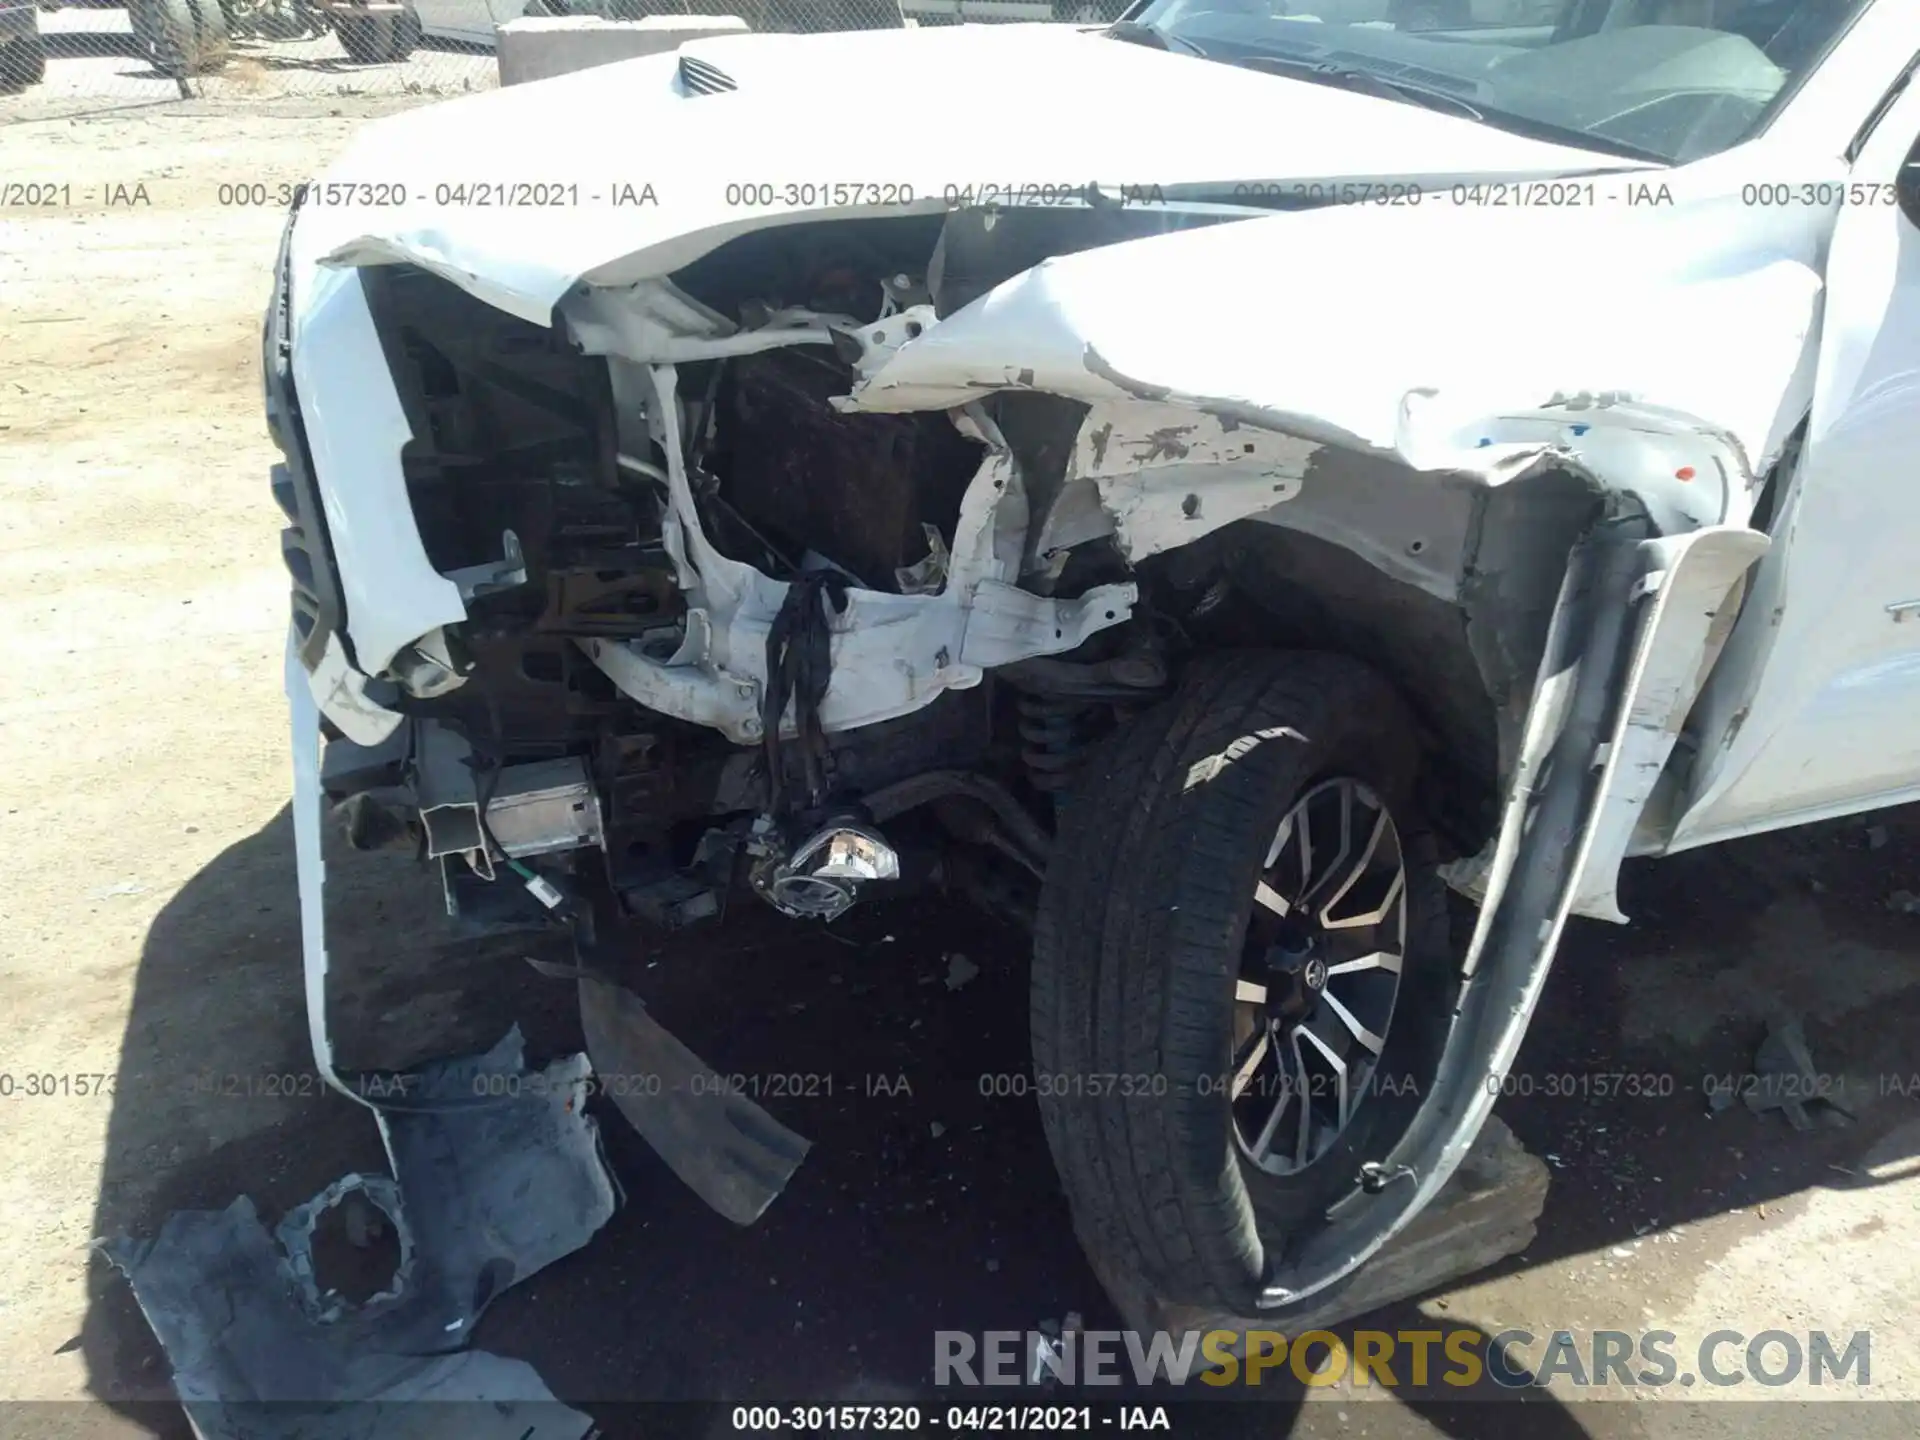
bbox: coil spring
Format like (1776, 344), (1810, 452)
(1017, 692), (1103, 793)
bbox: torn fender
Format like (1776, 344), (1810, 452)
(1567, 525), (1770, 921)
(829, 191), (1810, 943)
(1262, 508), (1670, 1311)
(845, 190), (1827, 536)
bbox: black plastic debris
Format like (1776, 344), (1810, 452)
(1711, 1016), (1857, 1131)
(578, 977), (810, 1225)
(99, 1028), (619, 1440)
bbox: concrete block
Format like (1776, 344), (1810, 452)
(497, 15), (750, 87)
(1092, 1115), (1551, 1341)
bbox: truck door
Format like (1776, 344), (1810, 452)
(1669, 77), (1920, 850)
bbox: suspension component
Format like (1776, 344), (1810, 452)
(1016, 692), (1105, 794)
(999, 637), (1173, 796)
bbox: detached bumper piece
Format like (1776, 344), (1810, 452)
(578, 978), (811, 1225)
(100, 1029), (617, 1440)
(302, 684), (811, 1232)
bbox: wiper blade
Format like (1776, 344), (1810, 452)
(1105, 20), (1208, 58)
(1232, 53), (1484, 121)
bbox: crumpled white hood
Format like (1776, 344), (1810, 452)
(290, 21), (1643, 328)
(846, 187), (1827, 488)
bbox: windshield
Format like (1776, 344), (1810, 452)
(1120, 0), (1873, 163)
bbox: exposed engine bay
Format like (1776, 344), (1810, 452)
(303, 200), (1584, 952)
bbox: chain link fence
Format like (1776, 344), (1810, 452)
(0, 0), (1126, 123)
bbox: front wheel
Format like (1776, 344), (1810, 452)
(1031, 651), (1458, 1312)
(190, 0), (230, 70)
(130, 0), (198, 75)
(1, 30), (48, 88)
(334, 1), (418, 62)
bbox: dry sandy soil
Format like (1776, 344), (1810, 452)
(4, 6), (495, 124)
(3, 88), (1920, 1440)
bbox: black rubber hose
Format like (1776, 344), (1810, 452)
(863, 770), (1053, 868)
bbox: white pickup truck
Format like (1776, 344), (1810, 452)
(268, 0), (1918, 1324)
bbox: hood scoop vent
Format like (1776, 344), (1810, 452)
(678, 54), (738, 96)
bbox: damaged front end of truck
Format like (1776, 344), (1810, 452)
(267, 51), (1823, 1316)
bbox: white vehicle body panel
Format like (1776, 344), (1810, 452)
(1567, 525), (1770, 920)
(839, 182), (1824, 482)
(288, 258), (468, 684)
(284, 0), (1920, 856)
(411, 0), (522, 47)
(290, 24), (1642, 326)
(1669, 66), (1920, 850)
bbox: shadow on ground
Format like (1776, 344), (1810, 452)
(74, 796), (1920, 1435)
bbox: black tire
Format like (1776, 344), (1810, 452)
(335, 3), (417, 62)
(334, 14), (387, 62)
(130, 0), (199, 75)
(1, 30), (48, 89)
(390, 2), (420, 58)
(1031, 650), (1457, 1311)
(188, 0), (229, 71)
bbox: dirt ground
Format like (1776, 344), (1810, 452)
(4, 94), (1920, 1440)
(3, 7), (495, 124)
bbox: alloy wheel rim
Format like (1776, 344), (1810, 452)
(1230, 777), (1409, 1177)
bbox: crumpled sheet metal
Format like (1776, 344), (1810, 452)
(289, 23), (1623, 330)
(842, 196), (1822, 486)
(100, 1028), (617, 1440)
